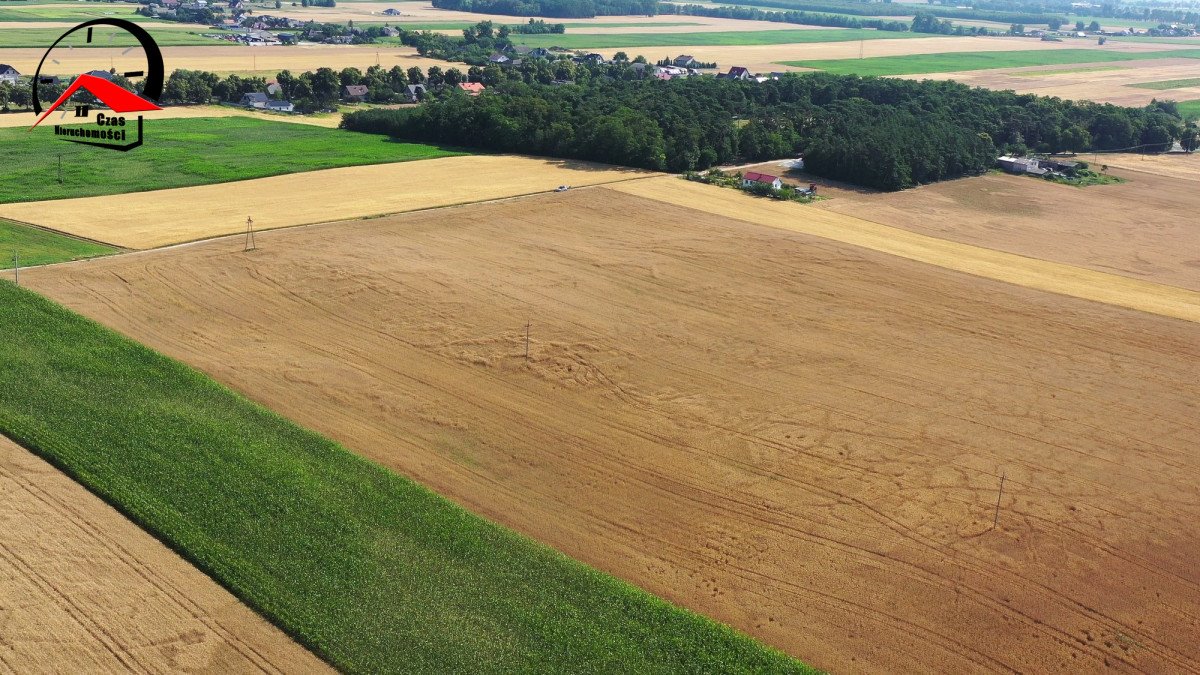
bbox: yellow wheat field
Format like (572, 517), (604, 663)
(610, 176), (1200, 322)
(0, 155), (655, 249)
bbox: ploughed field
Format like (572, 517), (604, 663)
(0, 435), (330, 673)
(25, 186), (1200, 674)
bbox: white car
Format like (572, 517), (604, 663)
(555, 185), (571, 192)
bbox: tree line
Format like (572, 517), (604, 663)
(341, 72), (1192, 191)
(709, 0), (1067, 26)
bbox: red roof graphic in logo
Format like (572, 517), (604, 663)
(29, 73), (161, 130)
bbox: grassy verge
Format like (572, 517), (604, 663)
(0, 281), (815, 674)
(782, 47), (1200, 76)
(508, 27), (942, 48)
(1131, 76), (1200, 90)
(0, 219), (116, 268)
(0, 116), (461, 203)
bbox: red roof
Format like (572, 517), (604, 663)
(457, 82), (485, 95)
(743, 171), (778, 184)
(30, 73), (160, 130)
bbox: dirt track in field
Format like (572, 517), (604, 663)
(0, 156), (653, 249)
(0, 436), (330, 674)
(25, 188), (1200, 674)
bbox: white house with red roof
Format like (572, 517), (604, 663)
(742, 171), (782, 190)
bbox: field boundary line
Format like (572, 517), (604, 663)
(25, 173), (664, 268)
(609, 177), (1200, 323)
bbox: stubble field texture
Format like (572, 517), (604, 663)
(0, 435), (333, 673)
(23, 185), (1200, 674)
(0, 279), (809, 674)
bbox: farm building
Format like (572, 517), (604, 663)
(489, 53), (510, 65)
(266, 100), (295, 112)
(240, 92), (269, 108)
(0, 64), (19, 85)
(457, 82), (485, 96)
(997, 155), (1049, 176)
(742, 172), (783, 190)
(404, 83), (427, 103)
(673, 55), (698, 68)
(342, 85), (369, 102)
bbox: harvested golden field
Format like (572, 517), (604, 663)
(0, 435), (330, 673)
(0, 105), (342, 128)
(916, 57), (1200, 106)
(744, 165), (1200, 292)
(0, 155), (653, 249)
(612, 176), (1200, 321)
(25, 187), (1200, 674)
(1097, 153), (1200, 181)
(0, 44), (453, 78)
(598, 35), (1132, 75)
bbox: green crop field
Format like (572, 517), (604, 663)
(0, 116), (461, 203)
(0, 26), (217, 47)
(508, 27), (942, 48)
(0, 281), (815, 674)
(783, 47), (1200, 76)
(1132, 76), (1200, 90)
(0, 220), (116, 269)
(0, 5), (164, 22)
(1175, 99), (1200, 119)
(353, 20), (702, 28)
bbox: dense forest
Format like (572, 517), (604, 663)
(431, 0), (656, 18)
(342, 72), (1192, 191)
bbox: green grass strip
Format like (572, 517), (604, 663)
(782, 47), (1200, 76)
(1131, 76), (1200, 90)
(0, 220), (116, 269)
(1174, 99), (1200, 120)
(0, 116), (462, 204)
(0, 281), (815, 674)
(508, 27), (940, 48)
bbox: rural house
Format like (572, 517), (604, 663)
(240, 92), (269, 108)
(0, 64), (19, 84)
(342, 85), (369, 101)
(489, 53), (510, 65)
(528, 47), (552, 59)
(457, 82), (485, 96)
(380, 26), (399, 37)
(404, 83), (427, 103)
(673, 55), (698, 68)
(742, 171), (783, 190)
(266, 100), (294, 112)
(726, 66), (751, 80)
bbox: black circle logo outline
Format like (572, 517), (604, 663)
(32, 18), (164, 115)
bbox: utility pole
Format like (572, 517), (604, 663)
(244, 216), (256, 251)
(524, 321), (530, 361)
(12, 250), (18, 286)
(992, 472), (1006, 530)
